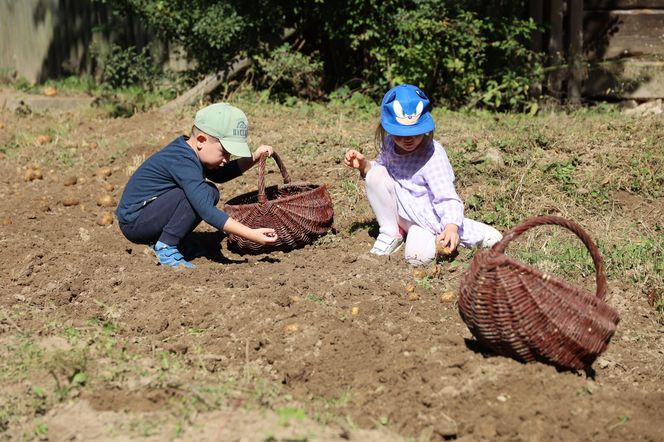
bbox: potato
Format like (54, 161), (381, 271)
(102, 182), (115, 192)
(440, 291), (457, 303)
(24, 169), (41, 181)
(284, 323), (299, 333)
(405, 282), (416, 293)
(351, 306), (360, 316)
(412, 269), (427, 279)
(43, 86), (57, 97)
(63, 175), (78, 186)
(407, 292), (420, 301)
(2, 217), (12, 226)
(96, 194), (114, 207)
(36, 134), (52, 145)
(96, 211), (114, 226)
(435, 240), (453, 256)
(96, 167), (112, 179)
(62, 195), (80, 206)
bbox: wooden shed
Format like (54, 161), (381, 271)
(531, 0), (664, 102)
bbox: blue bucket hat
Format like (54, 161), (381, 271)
(380, 84), (435, 136)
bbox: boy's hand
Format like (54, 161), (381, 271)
(252, 228), (279, 245)
(223, 218), (278, 245)
(252, 145), (274, 162)
(437, 224), (460, 253)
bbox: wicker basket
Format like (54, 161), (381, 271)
(223, 151), (334, 254)
(458, 215), (620, 370)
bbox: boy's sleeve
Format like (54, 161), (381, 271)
(172, 156), (230, 229)
(425, 148), (464, 228)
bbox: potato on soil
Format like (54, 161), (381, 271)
(412, 269), (427, 279)
(43, 86), (57, 97)
(351, 306), (360, 316)
(96, 211), (114, 226)
(440, 291), (457, 303)
(284, 323), (299, 333)
(24, 168), (43, 181)
(36, 134), (52, 145)
(96, 194), (114, 207)
(96, 167), (112, 179)
(62, 195), (80, 206)
(2, 217), (12, 225)
(63, 175), (77, 186)
(406, 282), (416, 293)
(102, 182), (115, 192)
(407, 292), (420, 301)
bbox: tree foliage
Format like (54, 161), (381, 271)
(101, 0), (542, 111)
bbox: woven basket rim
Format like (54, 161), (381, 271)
(224, 182), (328, 208)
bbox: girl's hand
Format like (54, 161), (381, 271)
(252, 145), (274, 162)
(344, 149), (371, 177)
(344, 149), (366, 170)
(437, 224), (460, 253)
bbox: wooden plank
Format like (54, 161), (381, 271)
(586, 0), (664, 9)
(583, 59), (664, 99)
(584, 10), (664, 60)
(529, 0), (544, 53)
(548, 0), (565, 96)
(569, 0), (584, 103)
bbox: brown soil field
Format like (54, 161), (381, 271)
(1, 90), (662, 441)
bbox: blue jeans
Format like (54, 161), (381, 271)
(119, 184), (219, 246)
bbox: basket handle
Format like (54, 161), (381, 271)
(492, 215), (607, 300)
(257, 151), (291, 204)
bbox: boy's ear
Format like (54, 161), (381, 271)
(196, 134), (207, 143)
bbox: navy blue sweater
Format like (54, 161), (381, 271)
(116, 136), (242, 229)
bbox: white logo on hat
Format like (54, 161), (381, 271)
(393, 100), (424, 126)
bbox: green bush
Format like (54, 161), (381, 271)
(103, 0), (542, 111)
(254, 43), (324, 101)
(101, 45), (159, 90)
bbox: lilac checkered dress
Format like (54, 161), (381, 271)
(373, 137), (489, 246)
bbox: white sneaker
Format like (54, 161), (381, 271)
(370, 233), (404, 255)
(480, 227), (503, 248)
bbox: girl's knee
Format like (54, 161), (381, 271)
(405, 253), (435, 267)
(365, 165), (389, 187)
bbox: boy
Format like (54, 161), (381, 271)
(116, 103), (278, 268)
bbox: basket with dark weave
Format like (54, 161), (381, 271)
(223, 151), (334, 254)
(458, 215), (620, 371)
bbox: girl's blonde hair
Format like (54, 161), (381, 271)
(373, 124), (435, 153)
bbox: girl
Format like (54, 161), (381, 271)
(344, 84), (502, 266)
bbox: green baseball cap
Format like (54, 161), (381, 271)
(194, 103), (251, 157)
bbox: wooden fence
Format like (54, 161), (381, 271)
(531, 0), (664, 101)
(0, 0), (184, 84)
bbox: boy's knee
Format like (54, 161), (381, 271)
(204, 182), (220, 204)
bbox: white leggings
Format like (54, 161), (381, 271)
(365, 165), (501, 266)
